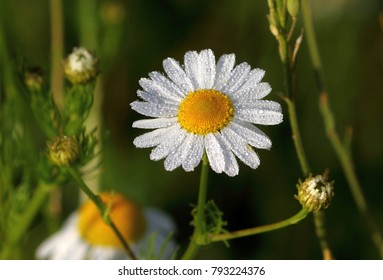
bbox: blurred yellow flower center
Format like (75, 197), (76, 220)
(77, 193), (147, 249)
(178, 89), (234, 135)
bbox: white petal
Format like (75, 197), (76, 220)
(215, 133), (239, 176)
(182, 134), (204, 172)
(149, 71), (185, 98)
(184, 51), (202, 90)
(130, 101), (178, 118)
(221, 126), (260, 169)
(236, 82), (272, 101)
(139, 78), (181, 103)
(214, 54), (235, 90)
(133, 126), (177, 148)
(139, 208), (177, 260)
(163, 57), (194, 93)
(145, 208), (177, 234)
(150, 126), (187, 161)
(67, 241), (89, 260)
(199, 49), (216, 89)
(164, 133), (195, 171)
(91, 247), (128, 260)
(235, 100), (283, 125)
(237, 68), (265, 91)
(36, 213), (88, 260)
(133, 117), (178, 129)
(204, 134), (225, 173)
(221, 62), (251, 95)
(229, 120), (272, 149)
(137, 89), (178, 106)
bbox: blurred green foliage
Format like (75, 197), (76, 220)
(1, 0), (383, 259)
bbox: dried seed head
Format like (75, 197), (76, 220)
(48, 136), (80, 166)
(295, 174), (334, 212)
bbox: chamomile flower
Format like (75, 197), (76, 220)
(131, 49), (283, 176)
(36, 193), (177, 260)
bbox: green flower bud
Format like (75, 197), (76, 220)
(48, 136), (80, 166)
(63, 47), (99, 84)
(24, 67), (44, 92)
(287, 0), (301, 18)
(295, 174), (334, 212)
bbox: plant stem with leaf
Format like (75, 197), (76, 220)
(210, 208), (309, 242)
(181, 154), (210, 260)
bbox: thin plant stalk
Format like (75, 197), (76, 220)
(270, 3), (333, 259)
(77, 0), (103, 196)
(66, 167), (138, 260)
(49, 0), (64, 108)
(302, 0), (383, 258)
(181, 154), (209, 260)
(210, 208), (309, 242)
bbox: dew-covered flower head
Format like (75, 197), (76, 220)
(36, 192), (177, 260)
(63, 47), (99, 84)
(131, 49), (283, 176)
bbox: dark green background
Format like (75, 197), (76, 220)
(1, 0), (383, 259)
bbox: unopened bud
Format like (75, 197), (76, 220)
(295, 174), (334, 212)
(287, 0), (301, 18)
(24, 67), (44, 91)
(63, 47), (99, 84)
(48, 136), (80, 166)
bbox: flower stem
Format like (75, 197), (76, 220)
(66, 167), (138, 260)
(284, 97), (310, 175)
(276, 8), (332, 259)
(302, 0), (383, 258)
(210, 208), (309, 242)
(0, 183), (50, 259)
(181, 153), (209, 260)
(319, 93), (383, 258)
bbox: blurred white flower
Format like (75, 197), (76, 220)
(131, 49), (283, 176)
(36, 193), (177, 260)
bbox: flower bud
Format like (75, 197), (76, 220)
(295, 174), (334, 212)
(63, 47), (99, 84)
(24, 67), (44, 92)
(287, 0), (301, 18)
(48, 136), (80, 166)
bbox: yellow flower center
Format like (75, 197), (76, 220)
(77, 193), (147, 249)
(178, 89), (234, 135)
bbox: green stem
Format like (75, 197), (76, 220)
(313, 211), (333, 260)
(1, 183), (50, 259)
(284, 97), (310, 175)
(211, 208), (309, 242)
(319, 93), (383, 258)
(277, 8), (331, 258)
(50, 0), (64, 109)
(66, 167), (138, 260)
(302, 0), (383, 258)
(181, 154), (209, 260)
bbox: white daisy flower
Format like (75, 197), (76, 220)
(131, 49), (283, 177)
(36, 193), (177, 260)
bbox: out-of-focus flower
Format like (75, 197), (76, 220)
(295, 174), (334, 212)
(24, 67), (44, 91)
(47, 135), (80, 167)
(63, 47), (99, 84)
(131, 49), (283, 176)
(36, 193), (177, 259)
